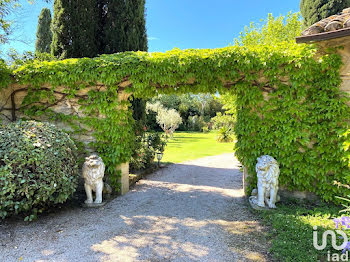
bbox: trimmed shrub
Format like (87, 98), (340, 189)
(0, 121), (79, 220)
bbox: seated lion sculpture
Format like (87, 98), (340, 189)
(82, 154), (105, 204)
(250, 155), (280, 209)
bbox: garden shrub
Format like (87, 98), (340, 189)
(201, 125), (210, 133)
(216, 126), (234, 143)
(130, 141), (155, 171)
(0, 121), (79, 220)
(211, 112), (235, 131)
(130, 133), (167, 171)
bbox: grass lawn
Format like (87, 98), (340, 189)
(160, 131), (234, 164)
(256, 200), (345, 262)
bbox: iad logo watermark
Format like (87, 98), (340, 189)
(313, 216), (350, 261)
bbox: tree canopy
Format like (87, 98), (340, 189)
(300, 0), (350, 26)
(35, 8), (52, 53)
(51, 0), (147, 58)
(234, 12), (303, 46)
(51, 0), (99, 58)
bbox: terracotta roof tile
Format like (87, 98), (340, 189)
(301, 7), (350, 36)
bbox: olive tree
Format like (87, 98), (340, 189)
(146, 102), (182, 136)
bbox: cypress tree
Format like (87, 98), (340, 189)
(71, 0), (99, 58)
(51, 0), (99, 59)
(51, 0), (147, 57)
(300, 0), (350, 26)
(101, 0), (127, 54)
(101, 0), (148, 54)
(124, 0), (148, 51)
(123, 0), (148, 135)
(51, 0), (73, 58)
(35, 8), (52, 53)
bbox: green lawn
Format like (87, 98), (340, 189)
(160, 131), (234, 164)
(257, 200), (343, 262)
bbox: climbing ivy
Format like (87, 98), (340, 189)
(0, 59), (10, 87)
(0, 42), (349, 201)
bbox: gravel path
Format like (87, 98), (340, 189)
(0, 153), (271, 262)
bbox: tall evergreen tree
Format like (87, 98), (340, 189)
(71, 0), (100, 58)
(51, 0), (99, 59)
(51, 0), (147, 57)
(125, 0), (148, 51)
(300, 0), (350, 26)
(35, 8), (52, 53)
(101, 0), (148, 54)
(101, 0), (127, 54)
(51, 0), (73, 58)
(123, 0), (148, 133)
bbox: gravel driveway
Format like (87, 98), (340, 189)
(0, 153), (271, 262)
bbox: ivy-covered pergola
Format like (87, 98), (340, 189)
(0, 43), (349, 201)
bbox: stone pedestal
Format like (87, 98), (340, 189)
(249, 196), (272, 211)
(117, 162), (129, 195)
(83, 202), (106, 208)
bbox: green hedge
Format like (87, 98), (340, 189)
(0, 121), (79, 220)
(0, 43), (349, 201)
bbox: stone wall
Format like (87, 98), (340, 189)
(243, 37), (350, 201)
(0, 85), (108, 150)
(0, 84), (131, 195)
(316, 35), (350, 104)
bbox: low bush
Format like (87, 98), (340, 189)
(202, 126), (210, 133)
(130, 141), (155, 171)
(130, 133), (167, 171)
(211, 112), (235, 131)
(216, 126), (234, 143)
(147, 132), (167, 153)
(0, 121), (79, 220)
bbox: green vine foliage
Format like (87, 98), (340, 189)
(0, 40), (349, 201)
(0, 59), (10, 87)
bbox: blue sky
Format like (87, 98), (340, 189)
(2, 0), (300, 55)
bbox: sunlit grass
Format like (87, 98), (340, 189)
(160, 131), (234, 164)
(257, 200), (343, 262)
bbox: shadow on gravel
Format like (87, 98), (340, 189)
(0, 163), (272, 262)
(90, 164), (272, 262)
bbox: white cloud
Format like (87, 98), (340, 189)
(148, 36), (159, 41)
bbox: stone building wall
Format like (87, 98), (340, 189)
(0, 85), (131, 195)
(0, 85), (108, 150)
(316, 35), (350, 104)
(243, 38), (350, 201)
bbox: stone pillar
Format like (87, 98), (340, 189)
(116, 90), (132, 195)
(117, 162), (130, 195)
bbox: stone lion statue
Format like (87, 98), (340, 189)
(82, 154), (105, 204)
(250, 155), (280, 209)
